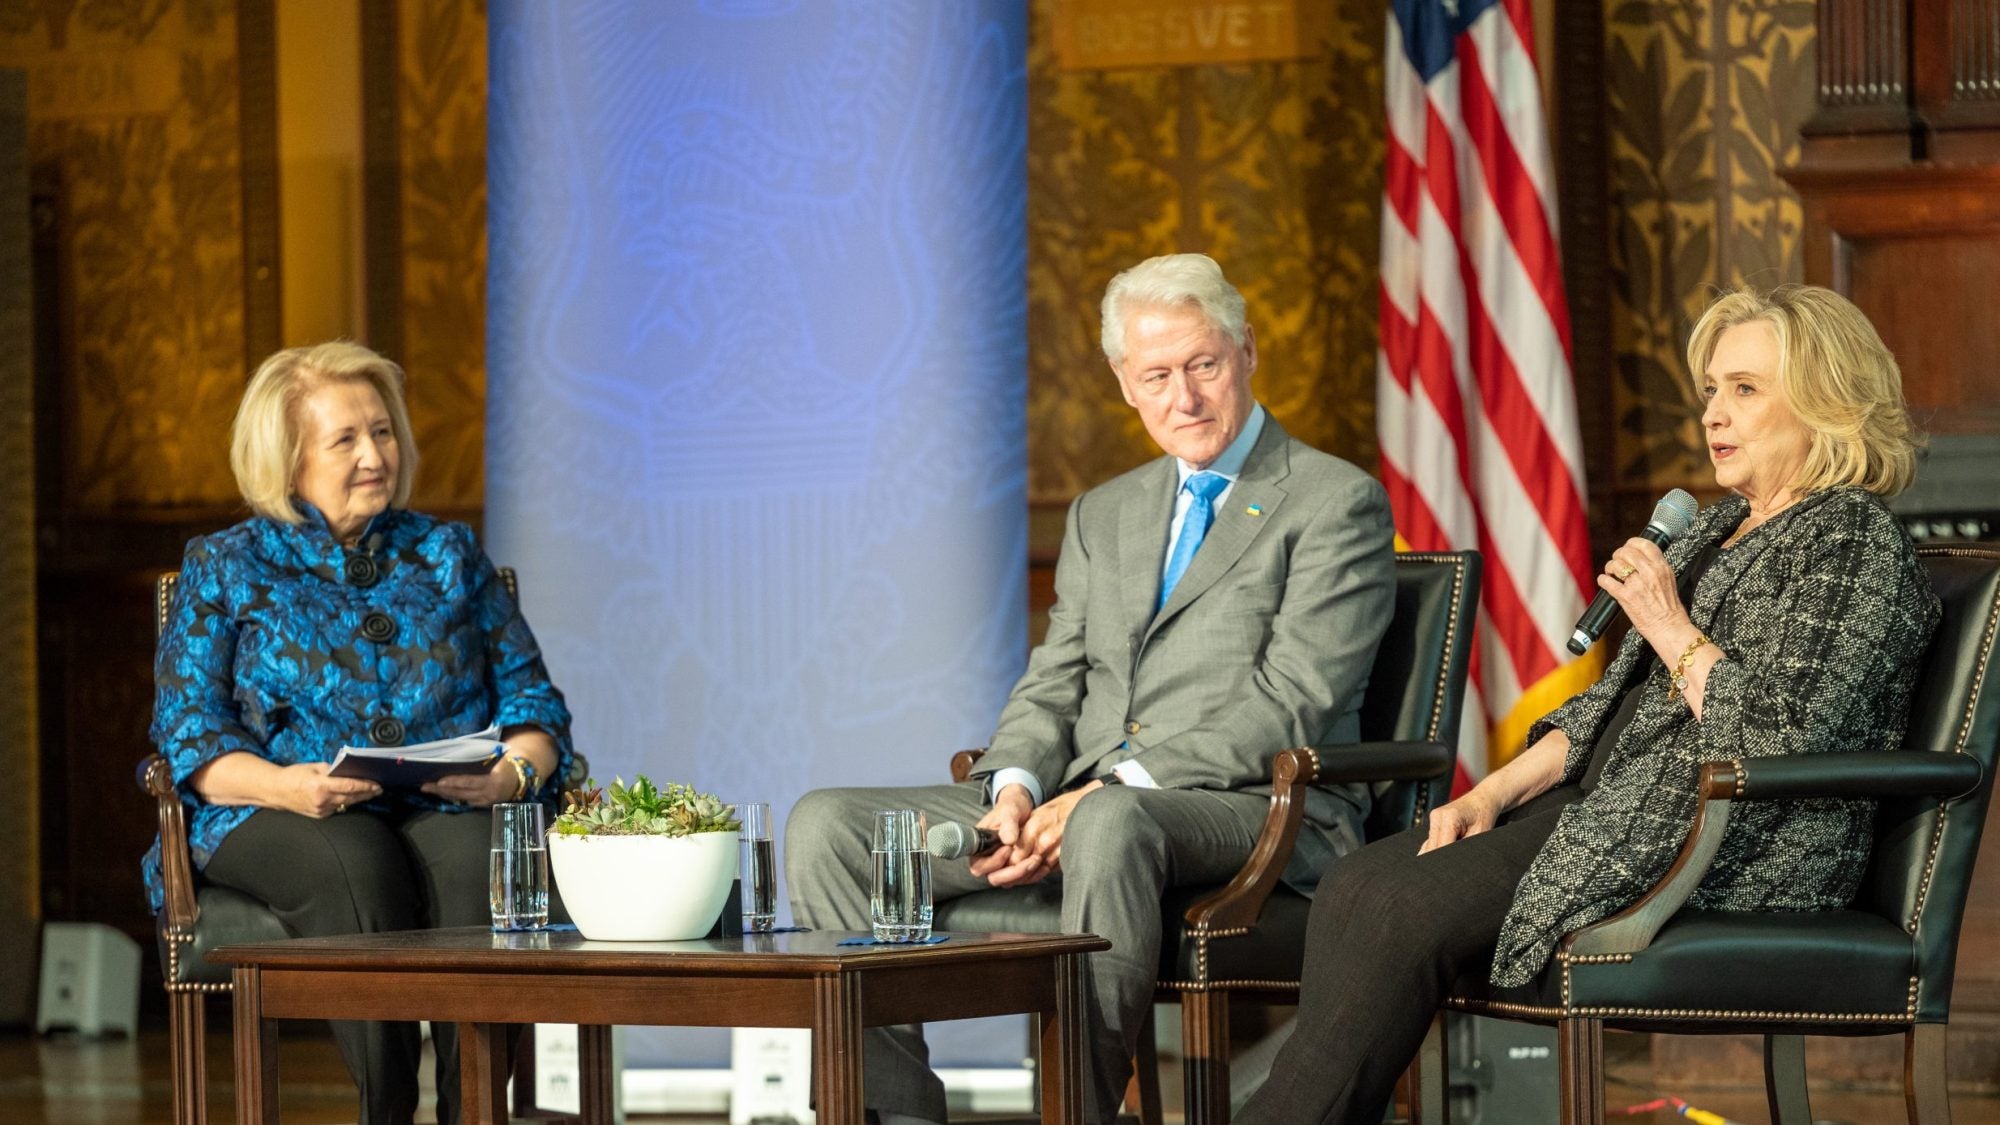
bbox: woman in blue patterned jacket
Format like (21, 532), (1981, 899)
(1238, 286), (1942, 1124)
(146, 341), (574, 1125)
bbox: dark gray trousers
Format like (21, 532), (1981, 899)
(786, 780), (1270, 1125)
(205, 805), (495, 1125)
(1234, 786), (1583, 1125)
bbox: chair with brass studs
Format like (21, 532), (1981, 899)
(139, 567), (589, 1125)
(935, 549), (1481, 1125)
(1409, 545), (2000, 1125)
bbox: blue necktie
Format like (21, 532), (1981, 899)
(1159, 471), (1228, 610)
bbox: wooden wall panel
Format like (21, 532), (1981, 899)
(0, 67), (40, 1026)
(1849, 234), (2000, 433)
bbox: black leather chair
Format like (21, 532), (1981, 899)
(1412, 544), (2000, 1125)
(138, 568), (584, 1125)
(936, 549), (1481, 1125)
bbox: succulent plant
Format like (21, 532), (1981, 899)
(553, 776), (741, 838)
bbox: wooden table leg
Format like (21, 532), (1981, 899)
(1041, 953), (1087, 1125)
(813, 973), (866, 1125)
(459, 1021), (510, 1124)
(232, 966), (279, 1125)
(577, 1024), (616, 1125)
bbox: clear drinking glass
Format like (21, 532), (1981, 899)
(489, 802), (549, 931)
(737, 802), (776, 933)
(870, 809), (932, 942)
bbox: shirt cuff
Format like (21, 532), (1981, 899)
(1110, 760), (1159, 789)
(986, 767), (1044, 808)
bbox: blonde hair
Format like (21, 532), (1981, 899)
(230, 341), (420, 523)
(1685, 285), (1919, 497)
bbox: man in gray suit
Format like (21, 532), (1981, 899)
(787, 253), (1395, 1125)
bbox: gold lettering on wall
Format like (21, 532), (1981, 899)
(19, 50), (177, 119)
(1053, 1), (1332, 70)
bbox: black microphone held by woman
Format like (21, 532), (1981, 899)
(1567, 488), (1699, 654)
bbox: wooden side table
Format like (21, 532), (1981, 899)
(214, 926), (1109, 1124)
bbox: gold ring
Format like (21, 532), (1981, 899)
(1618, 564), (1637, 581)
(335, 801), (346, 814)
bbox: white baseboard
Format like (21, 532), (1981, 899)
(534, 1023), (1033, 1122)
(622, 1067), (1035, 1116)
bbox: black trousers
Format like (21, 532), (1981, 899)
(205, 805), (492, 1125)
(1235, 786), (1583, 1125)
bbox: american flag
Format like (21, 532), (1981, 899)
(1376, 0), (1600, 790)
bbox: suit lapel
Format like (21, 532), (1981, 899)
(1121, 458), (1178, 636)
(1147, 421), (1293, 637)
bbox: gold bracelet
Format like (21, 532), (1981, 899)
(506, 755), (531, 801)
(1670, 633), (1712, 702)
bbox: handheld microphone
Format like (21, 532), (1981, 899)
(926, 821), (1000, 861)
(1566, 488), (1699, 655)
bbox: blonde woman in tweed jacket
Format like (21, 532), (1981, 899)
(1239, 286), (1942, 1125)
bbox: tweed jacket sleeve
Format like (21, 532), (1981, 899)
(1488, 488), (1940, 987)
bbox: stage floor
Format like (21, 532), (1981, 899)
(2, 1024), (1993, 1124)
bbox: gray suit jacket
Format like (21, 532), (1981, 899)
(971, 417), (1397, 889)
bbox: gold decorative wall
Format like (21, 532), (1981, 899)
(397, 0), (486, 513)
(1, 0), (246, 511)
(1026, 0), (1385, 503)
(1603, 0), (1816, 496)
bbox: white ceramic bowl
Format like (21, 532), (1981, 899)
(548, 830), (736, 941)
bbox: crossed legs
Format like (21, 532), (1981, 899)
(786, 781), (1267, 1124)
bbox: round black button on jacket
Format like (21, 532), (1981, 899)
(343, 554), (380, 587)
(360, 612), (396, 643)
(369, 717), (406, 746)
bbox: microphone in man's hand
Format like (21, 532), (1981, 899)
(926, 821), (1001, 861)
(1566, 488), (1700, 655)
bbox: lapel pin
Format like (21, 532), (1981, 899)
(1245, 504), (1264, 516)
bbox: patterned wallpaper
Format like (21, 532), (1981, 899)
(1604, 0), (1816, 494)
(397, 0), (487, 513)
(5, 0), (1821, 514)
(1, 0), (244, 511)
(1025, 0), (1385, 503)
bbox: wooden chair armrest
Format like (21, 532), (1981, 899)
(1563, 761), (1740, 958)
(950, 748), (986, 784)
(1181, 748), (1319, 933)
(138, 752), (202, 930)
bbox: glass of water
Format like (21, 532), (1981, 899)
(737, 802), (776, 933)
(870, 808), (932, 942)
(490, 802), (549, 931)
